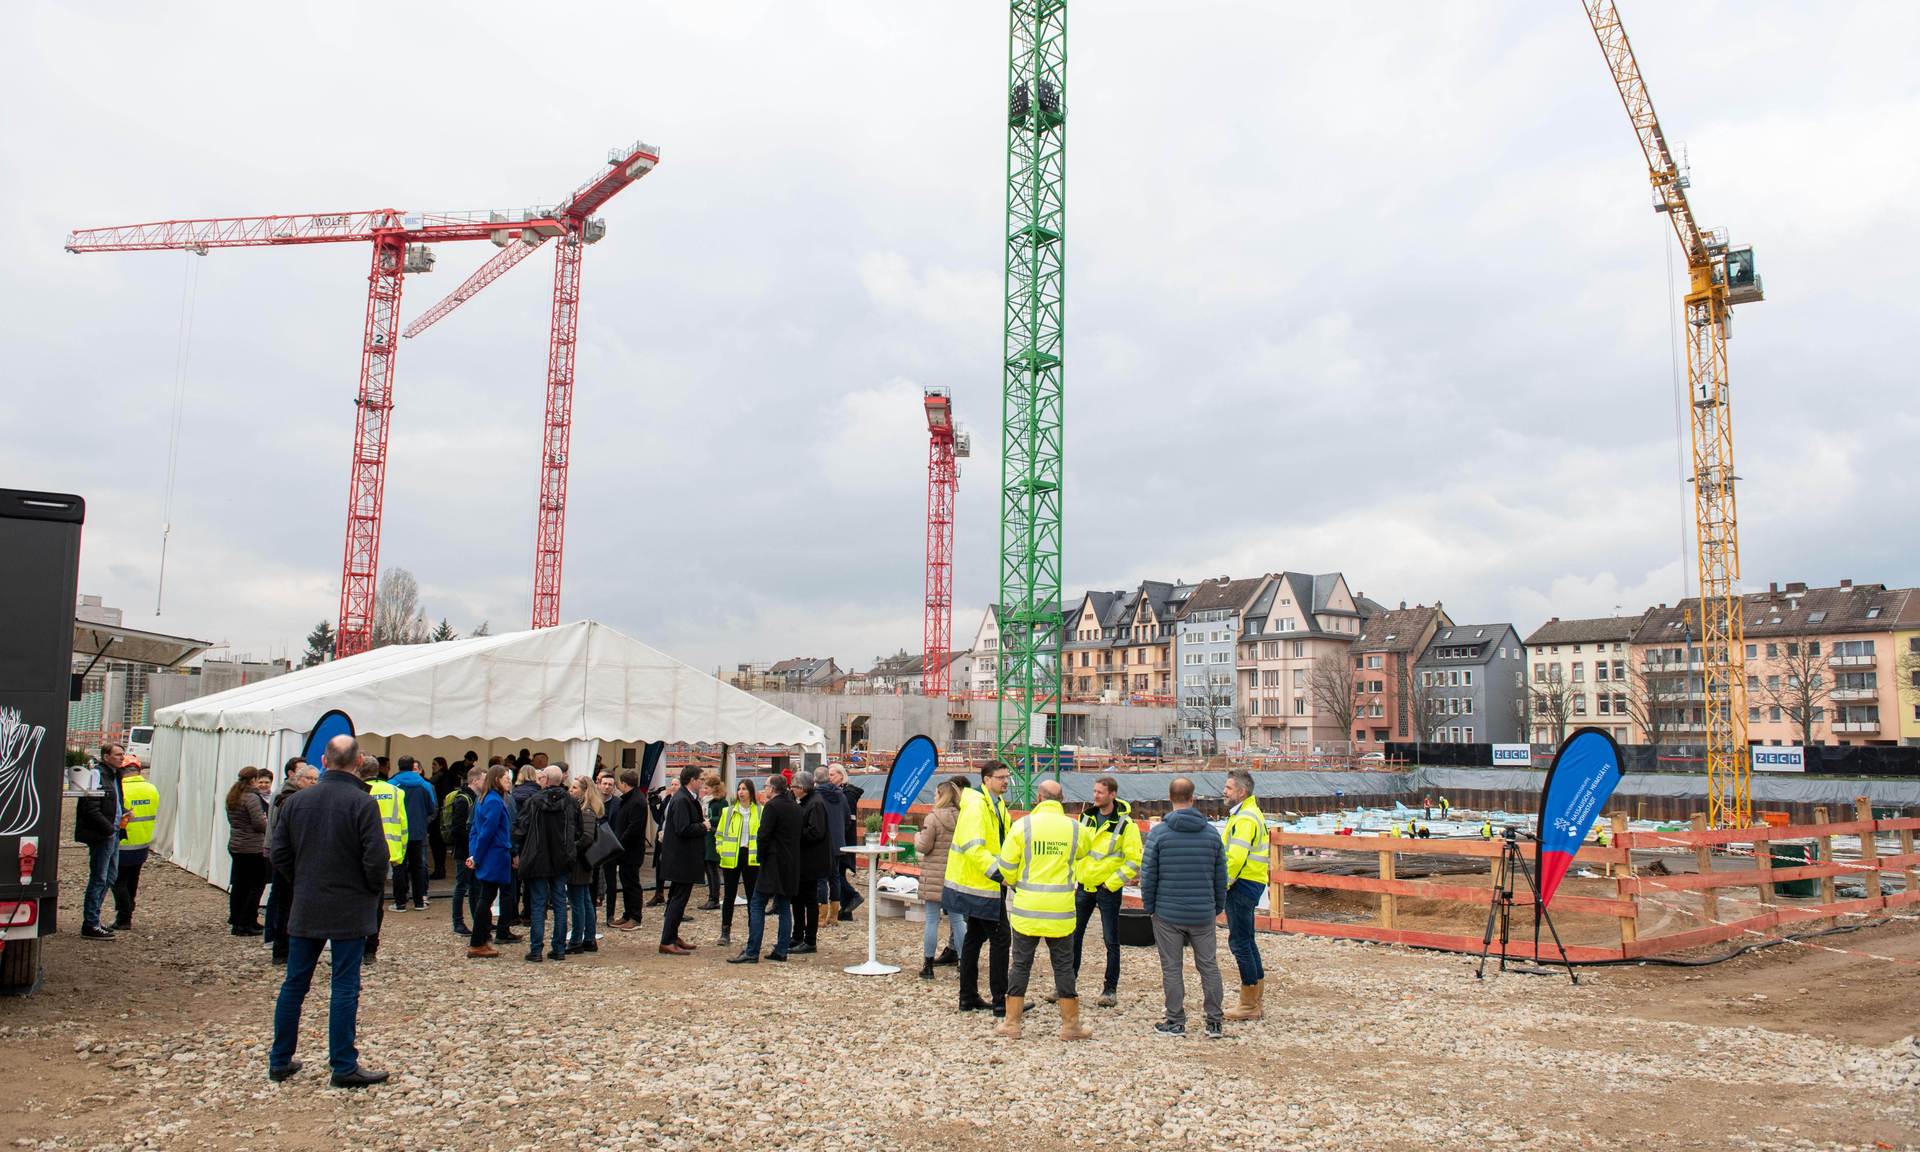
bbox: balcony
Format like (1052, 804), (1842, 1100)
(1833, 719), (1880, 733)
(1829, 687), (1878, 702)
(1828, 654), (1875, 667)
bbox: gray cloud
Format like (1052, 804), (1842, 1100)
(5, 2), (1915, 670)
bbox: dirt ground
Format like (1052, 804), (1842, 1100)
(1, 837), (1915, 1152)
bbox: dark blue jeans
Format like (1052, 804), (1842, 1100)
(83, 839), (118, 930)
(1072, 886), (1123, 993)
(743, 889), (791, 959)
(451, 859), (474, 930)
(271, 935), (366, 1077)
(526, 876), (568, 956)
(568, 880), (596, 947)
(1225, 878), (1266, 986)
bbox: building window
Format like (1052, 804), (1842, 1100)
(1464, 727), (1473, 742)
(1572, 662), (1584, 682)
(1367, 655), (1383, 669)
(1745, 643), (1756, 659)
(1533, 663), (1546, 683)
(1292, 641), (1305, 658)
(1598, 697), (1611, 715)
(1769, 706), (1782, 722)
(1766, 643), (1778, 658)
(1294, 697), (1306, 715)
(1573, 697), (1587, 715)
(1292, 668), (1305, 689)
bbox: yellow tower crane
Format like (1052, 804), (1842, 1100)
(1581, 1), (1765, 828)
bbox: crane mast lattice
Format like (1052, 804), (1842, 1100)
(1583, 1), (1766, 827)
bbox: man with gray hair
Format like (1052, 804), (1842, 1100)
(513, 763), (581, 961)
(792, 771), (828, 953)
(268, 734), (389, 1087)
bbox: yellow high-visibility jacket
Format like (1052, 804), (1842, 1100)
(1077, 799), (1143, 892)
(994, 799), (1090, 937)
(943, 785), (1010, 919)
(369, 779), (407, 865)
(1221, 796), (1270, 885)
(717, 801), (761, 869)
(121, 773), (160, 848)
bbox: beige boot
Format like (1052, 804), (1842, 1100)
(1223, 980), (1264, 1021)
(828, 902), (840, 923)
(1057, 995), (1092, 1041)
(994, 995), (1025, 1039)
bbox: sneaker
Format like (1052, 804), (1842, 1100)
(1097, 991), (1117, 1008)
(391, 904), (408, 913)
(80, 924), (115, 940)
(1154, 1021), (1187, 1038)
(1204, 1020), (1223, 1040)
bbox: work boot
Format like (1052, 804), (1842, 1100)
(1223, 980), (1264, 1022)
(827, 902), (840, 923)
(994, 996), (1025, 1040)
(1057, 996), (1092, 1041)
(933, 946), (959, 966)
(919, 957), (935, 980)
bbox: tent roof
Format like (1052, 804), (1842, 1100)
(152, 620), (825, 750)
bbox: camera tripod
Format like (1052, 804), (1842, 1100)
(1475, 827), (1577, 984)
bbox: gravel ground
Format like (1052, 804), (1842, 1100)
(1, 839), (1916, 1152)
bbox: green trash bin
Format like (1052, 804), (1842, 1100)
(1770, 839), (1819, 898)
(894, 827), (918, 865)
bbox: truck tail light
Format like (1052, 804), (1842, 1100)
(0, 902), (36, 928)
(17, 837), (37, 886)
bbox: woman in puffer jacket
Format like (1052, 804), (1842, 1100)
(911, 777), (969, 980)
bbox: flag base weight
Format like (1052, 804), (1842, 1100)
(1475, 827), (1577, 985)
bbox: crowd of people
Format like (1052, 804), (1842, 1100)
(78, 738), (1279, 1085)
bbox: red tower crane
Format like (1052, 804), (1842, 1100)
(921, 388), (968, 696)
(66, 207), (567, 658)
(402, 140), (661, 630)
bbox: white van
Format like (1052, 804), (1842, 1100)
(125, 724), (154, 767)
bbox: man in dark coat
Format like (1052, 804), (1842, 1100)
(611, 770), (649, 929)
(73, 742), (128, 940)
(268, 735), (390, 1089)
(656, 765), (709, 955)
(512, 766), (581, 963)
(730, 776), (801, 963)
(793, 771), (830, 953)
(823, 765), (864, 919)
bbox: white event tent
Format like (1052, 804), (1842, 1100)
(149, 620), (825, 890)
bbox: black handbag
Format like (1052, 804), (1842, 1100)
(585, 821), (624, 868)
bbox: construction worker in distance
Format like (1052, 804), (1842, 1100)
(1479, 819), (1494, 841)
(1219, 769), (1269, 1022)
(112, 755), (160, 930)
(944, 760), (1014, 1016)
(991, 779), (1092, 1041)
(1069, 775), (1143, 1008)
(363, 754), (408, 962)
(1439, 795), (1452, 820)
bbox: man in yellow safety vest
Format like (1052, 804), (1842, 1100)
(944, 762), (1013, 1016)
(111, 756), (160, 929)
(363, 754), (407, 962)
(1220, 769), (1269, 1022)
(1070, 775), (1142, 1008)
(991, 779), (1092, 1041)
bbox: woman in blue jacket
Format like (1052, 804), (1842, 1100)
(465, 765), (515, 958)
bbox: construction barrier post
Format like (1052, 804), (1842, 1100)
(1751, 822), (1776, 908)
(1901, 827), (1918, 901)
(1690, 813), (1718, 924)
(1854, 797), (1881, 912)
(1813, 806), (1836, 927)
(1611, 812), (1636, 947)
(1270, 828), (1286, 924)
(1378, 848), (1396, 931)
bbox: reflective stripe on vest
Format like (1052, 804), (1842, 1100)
(1079, 802), (1138, 889)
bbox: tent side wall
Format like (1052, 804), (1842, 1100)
(150, 720), (276, 891)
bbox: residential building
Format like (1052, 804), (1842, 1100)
(1236, 572), (1374, 749)
(865, 650), (925, 695)
(1522, 614), (1647, 746)
(1172, 576), (1266, 753)
(966, 607), (1001, 696)
(1062, 590), (1125, 702)
(1351, 603), (1451, 749)
(1413, 623), (1526, 744)
(765, 657), (840, 693)
(1898, 609), (1920, 748)
(1630, 580), (1916, 747)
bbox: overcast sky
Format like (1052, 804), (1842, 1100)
(5, 2), (1916, 672)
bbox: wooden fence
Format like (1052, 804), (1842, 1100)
(857, 797), (1916, 962)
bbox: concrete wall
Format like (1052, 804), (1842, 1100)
(751, 690), (1176, 754)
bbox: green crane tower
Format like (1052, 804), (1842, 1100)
(995, 0), (1067, 804)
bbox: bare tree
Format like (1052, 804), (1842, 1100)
(1757, 641), (1831, 746)
(1620, 665), (1681, 747)
(1526, 671), (1579, 747)
(372, 567), (429, 648)
(1901, 644), (1920, 714)
(1309, 652), (1358, 741)
(1178, 670), (1238, 757)
(1407, 666), (1445, 743)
